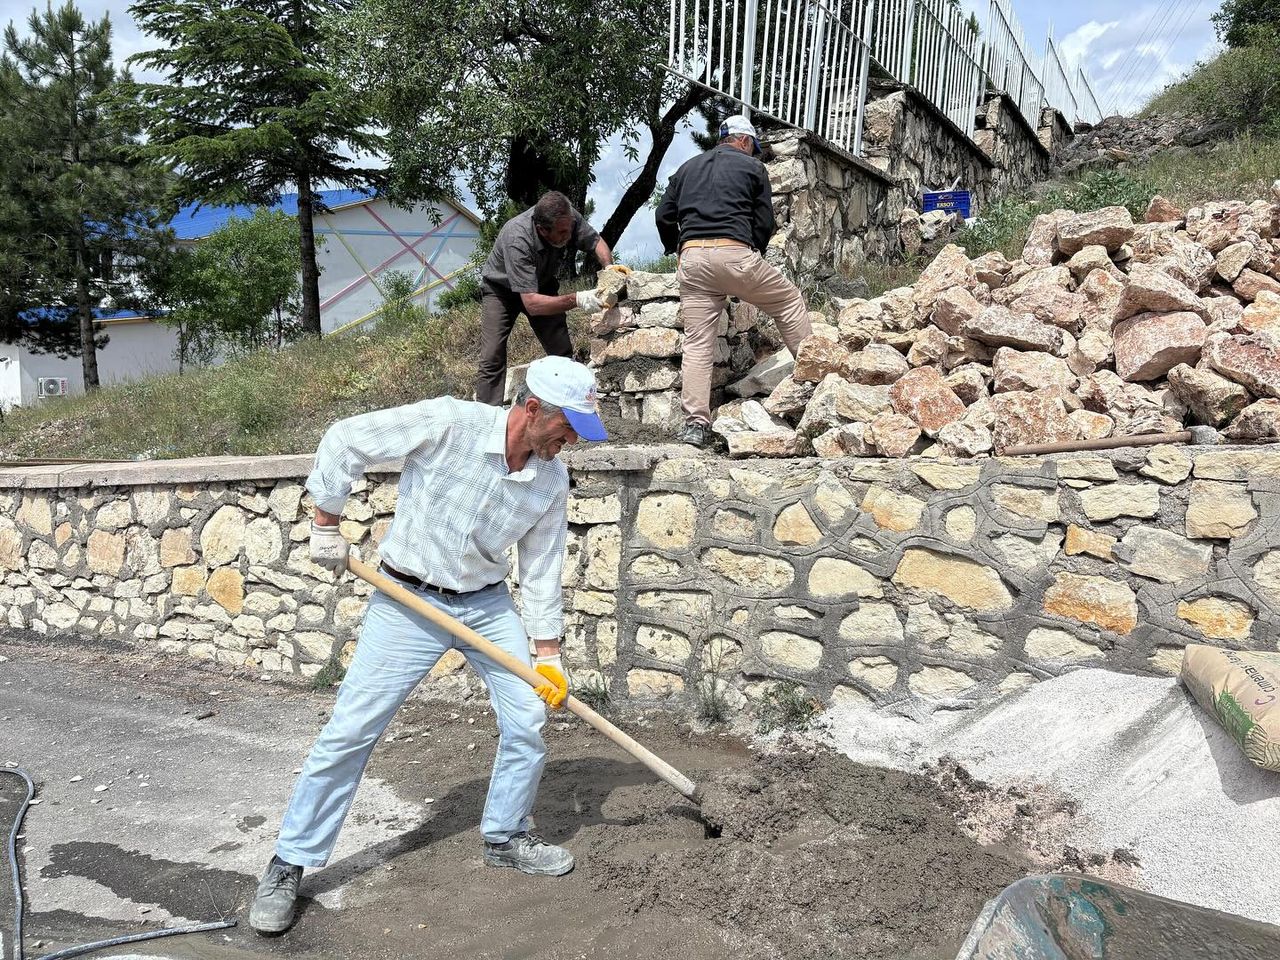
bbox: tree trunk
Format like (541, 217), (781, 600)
(297, 174), (323, 338)
(600, 85), (713, 251)
(74, 237), (100, 391)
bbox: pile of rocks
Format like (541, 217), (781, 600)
(1058, 112), (1235, 175)
(588, 270), (779, 430)
(715, 190), (1280, 458)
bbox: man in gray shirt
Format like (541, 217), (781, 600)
(477, 191), (619, 404)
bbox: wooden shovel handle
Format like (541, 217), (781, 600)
(347, 556), (701, 804)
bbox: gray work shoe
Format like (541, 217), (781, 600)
(249, 856), (303, 934)
(676, 419), (713, 449)
(483, 832), (575, 876)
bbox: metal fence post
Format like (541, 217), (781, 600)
(901, 0), (917, 86)
(803, 1), (828, 129)
(852, 0), (872, 155)
(740, 0), (759, 115)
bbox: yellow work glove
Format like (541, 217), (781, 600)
(605, 263), (632, 276)
(533, 653), (569, 709)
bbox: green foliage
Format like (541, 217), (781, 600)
(309, 657), (346, 691)
(1134, 133), (1280, 208)
(152, 209), (303, 368)
(756, 681), (821, 735)
(123, 0), (408, 337)
(0, 2), (170, 383)
(434, 271), (482, 312)
(1212, 0), (1280, 47)
(574, 675), (610, 713)
(1143, 26), (1280, 134)
(627, 253), (678, 274)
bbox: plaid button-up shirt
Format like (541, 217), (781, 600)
(307, 397), (569, 639)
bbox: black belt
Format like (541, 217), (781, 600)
(380, 562), (493, 597)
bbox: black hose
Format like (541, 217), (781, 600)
(1, 768), (237, 960)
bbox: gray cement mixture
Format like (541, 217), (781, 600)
(0, 635), (1134, 960)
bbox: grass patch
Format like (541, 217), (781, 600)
(309, 656), (347, 691)
(1142, 30), (1280, 135)
(0, 302), (591, 461)
(573, 673), (611, 712)
(756, 680), (821, 734)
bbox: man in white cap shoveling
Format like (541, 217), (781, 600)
(656, 114), (813, 448)
(249, 355), (608, 935)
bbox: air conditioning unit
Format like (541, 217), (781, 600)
(37, 377), (69, 398)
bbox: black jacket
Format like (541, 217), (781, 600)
(655, 145), (776, 255)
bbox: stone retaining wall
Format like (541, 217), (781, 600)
(4, 445), (1280, 715)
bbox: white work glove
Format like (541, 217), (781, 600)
(575, 290), (604, 312)
(310, 521), (350, 576)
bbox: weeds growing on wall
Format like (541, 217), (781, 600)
(574, 673), (611, 713)
(756, 680), (821, 734)
(309, 656), (347, 691)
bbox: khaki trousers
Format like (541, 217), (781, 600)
(676, 245), (812, 424)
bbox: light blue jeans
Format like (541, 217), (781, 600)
(275, 583), (547, 868)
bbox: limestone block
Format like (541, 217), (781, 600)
(931, 286), (984, 336)
(811, 424), (875, 458)
(243, 518), (283, 566)
(1203, 333), (1280, 399)
(1055, 456), (1118, 482)
(1057, 206), (1134, 255)
(889, 366), (965, 436)
(28, 540), (57, 570)
(861, 486), (925, 532)
(945, 506), (977, 542)
(963, 306), (1064, 353)
(1116, 526), (1212, 582)
(1068, 410), (1115, 440)
(597, 620), (618, 667)
(1022, 210), (1069, 266)
(268, 484), (305, 522)
(793, 334), (855, 383)
(1251, 551), (1280, 605)
(1042, 573), (1137, 634)
(813, 475), (857, 522)
(910, 462), (980, 490)
(1024, 627), (1104, 660)
(1066, 245), (1121, 281)
(702, 549), (794, 589)
(808, 557), (883, 599)
(1176, 596), (1254, 641)
(590, 327), (682, 364)
(1064, 524), (1116, 560)
(937, 421), (994, 457)
(868, 412), (921, 457)
(17, 495), (53, 537)
(833, 380), (894, 424)
(763, 375), (816, 419)
(1227, 399), (1280, 440)
(636, 493), (696, 550)
(172, 566), (206, 596)
(730, 468), (778, 497)
(573, 591), (615, 615)
(95, 499), (133, 532)
(992, 348), (1076, 393)
(1241, 290), (1280, 338)
(989, 391), (1079, 453)
(991, 484), (1060, 522)
(1078, 482), (1160, 521)
(636, 624), (692, 665)
(1140, 445), (1193, 484)
(909, 666), (978, 697)
(847, 656), (898, 691)
(159, 528), (194, 568)
(1192, 449), (1280, 480)
(971, 251), (1012, 289)
(947, 622), (1002, 656)
(1116, 264), (1206, 321)
(712, 509), (756, 542)
(200, 561), (247, 617)
(1007, 287), (1087, 332)
(727, 430), (801, 458)
(849, 344), (911, 386)
(584, 525), (621, 590)
(86, 529), (125, 577)
(1186, 480), (1255, 538)
(994, 531), (1063, 574)
(626, 669), (684, 698)
(200, 505), (246, 567)
(943, 365), (988, 405)
(1234, 267), (1280, 301)
(773, 502), (822, 545)
(892, 549), (1012, 612)
(760, 630), (823, 671)
(837, 601), (905, 644)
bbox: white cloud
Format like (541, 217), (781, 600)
(1060, 20), (1118, 66)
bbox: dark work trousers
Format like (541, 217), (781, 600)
(475, 283), (573, 405)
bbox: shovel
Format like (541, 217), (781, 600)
(347, 556), (702, 805)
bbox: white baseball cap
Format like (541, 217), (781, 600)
(525, 356), (608, 441)
(719, 114), (761, 154)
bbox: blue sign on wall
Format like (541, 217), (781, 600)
(922, 190), (972, 218)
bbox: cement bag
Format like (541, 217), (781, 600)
(1181, 644), (1280, 773)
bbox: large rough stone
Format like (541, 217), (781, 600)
(1064, 524), (1116, 559)
(810, 424), (875, 457)
(1241, 290), (1280, 338)
(1227, 399), (1280, 440)
(792, 334), (855, 383)
(1145, 196), (1184, 223)
(848, 344), (910, 386)
(762, 375), (816, 418)
(1217, 241), (1257, 283)
(1043, 573), (1138, 634)
(590, 327), (682, 363)
(1176, 596), (1254, 641)
(16, 496), (52, 537)
(1141, 445), (1193, 484)
(1078, 482), (1161, 521)
(1057, 205), (1134, 255)
(808, 557), (883, 599)
(1112, 311), (1207, 381)
(991, 348), (1076, 393)
(838, 602), (905, 644)
(911, 244), (975, 312)
(702, 549), (794, 589)
(1186, 480), (1255, 538)
(1022, 210), (1070, 266)
(636, 493), (696, 550)
(931, 286), (984, 336)
(834, 382), (893, 422)
(0, 517), (21, 571)
(1234, 268), (1280, 302)
(159, 528), (195, 568)
(991, 484), (1060, 522)
(936, 421), (994, 456)
(910, 461), (981, 490)
(200, 505), (246, 567)
(943, 364), (988, 405)
(1166, 363), (1251, 426)
(1024, 627), (1105, 661)
(760, 631), (824, 671)
(989, 391), (1078, 452)
(86, 530), (125, 577)
(1116, 263), (1206, 320)
(971, 251), (1012, 288)
(795, 375), (853, 438)
(773, 502), (822, 545)
(727, 430), (801, 458)
(206, 567), (246, 615)
(861, 486), (925, 532)
(96, 499), (133, 531)
(962, 306), (1064, 353)
(730, 348), (794, 398)
(892, 549), (1013, 612)
(889, 366), (965, 436)
(1068, 410), (1115, 439)
(868, 412), (921, 457)
(1116, 526), (1212, 582)
(1203, 333), (1280, 398)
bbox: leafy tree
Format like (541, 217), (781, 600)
(335, 0), (710, 251)
(124, 1), (397, 339)
(151, 209), (303, 369)
(1212, 0), (1280, 47)
(0, 2), (170, 389)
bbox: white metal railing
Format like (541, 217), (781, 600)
(981, 0), (1043, 130)
(1074, 67), (1103, 124)
(664, 0), (1102, 155)
(667, 0), (876, 155)
(1040, 34), (1077, 126)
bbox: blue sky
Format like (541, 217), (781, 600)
(3, 0), (1224, 260)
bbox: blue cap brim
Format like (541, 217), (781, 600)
(564, 407), (608, 442)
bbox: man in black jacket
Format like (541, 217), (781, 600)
(656, 115), (812, 447)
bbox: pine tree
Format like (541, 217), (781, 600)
(125, 1), (390, 339)
(0, 2), (169, 389)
